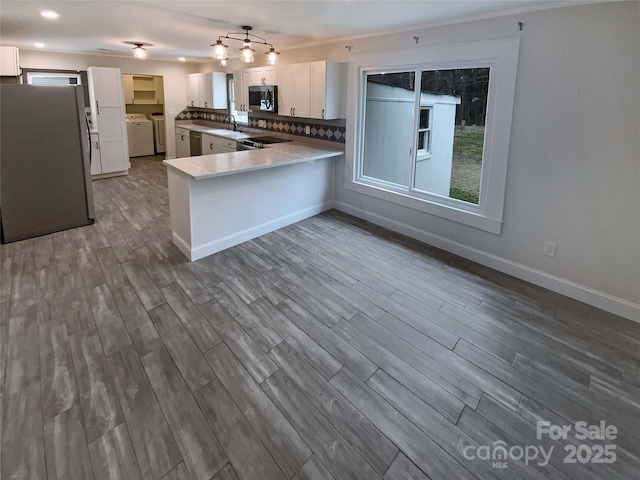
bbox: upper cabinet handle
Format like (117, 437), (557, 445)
(322, 109), (325, 119)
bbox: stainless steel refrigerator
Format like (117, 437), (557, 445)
(0, 85), (95, 243)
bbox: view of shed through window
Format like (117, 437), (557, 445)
(361, 67), (490, 204)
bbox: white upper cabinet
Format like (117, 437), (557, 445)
(277, 63), (310, 118)
(310, 61), (347, 120)
(233, 69), (247, 112)
(186, 72), (227, 109)
(186, 73), (200, 107)
(0, 46), (19, 76)
(277, 61), (347, 120)
(88, 66), (125, 108)
(246, 66), (278, 86)
(277, 64), (293, 117)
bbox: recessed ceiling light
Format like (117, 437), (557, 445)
(34, 42), (45, 48)
(178, 57), (186, 62)
(40, 10), (59, 20)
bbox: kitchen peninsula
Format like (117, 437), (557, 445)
(164, 137), (343, 261)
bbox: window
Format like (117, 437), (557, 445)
(26, 72), (82, 86)
(345, 38), (520, 234)
(416, 107), (431, 159)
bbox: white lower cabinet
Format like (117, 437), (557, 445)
(202, 134), (236, 154)
(175, 127), (191, 158)
(95, 107), (130, 173)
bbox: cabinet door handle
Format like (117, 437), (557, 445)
(190, 101), (194, 107)
(322, 109), (325, 119)
(204, 101), (208, 108)
(210, 143), (213, 149)
(290, 107), (293, 116)
(96, 101), (100, 115)
(181, 135), (184, 141)
(293, 108), (295, 117)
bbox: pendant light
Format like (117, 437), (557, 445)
(265, 47), (280, 65)
(133, 43), (147, 59)
(211, 26), (279, 65)
(240, 40), (255, 63)
(212, 39), (228, 60)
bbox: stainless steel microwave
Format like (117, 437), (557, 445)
(248, 85), (277, 112)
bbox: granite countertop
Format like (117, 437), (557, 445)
(174, 124), (253, 141)
(163, 142), (344, 180)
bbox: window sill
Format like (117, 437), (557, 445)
(345, 178), (503, 234)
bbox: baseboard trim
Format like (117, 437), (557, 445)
(334, 201), (640, 323)
(187, 201), (334, 262)
(171, 231), (192, 260)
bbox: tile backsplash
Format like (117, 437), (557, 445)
(176, 108), (346, 144)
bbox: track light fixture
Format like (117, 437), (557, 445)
(211, 26), (279, 65)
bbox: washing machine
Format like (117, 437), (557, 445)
(150, 113), (166, 154)
(125, 113), (154, 157)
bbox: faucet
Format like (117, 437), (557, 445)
(228, 114), (237, 132)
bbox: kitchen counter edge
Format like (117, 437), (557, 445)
(163, 142), (344, 181)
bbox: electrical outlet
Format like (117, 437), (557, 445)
(543, 241), (556, 257)
(258, 120), (267, 128)
(305, 125), (311, 135)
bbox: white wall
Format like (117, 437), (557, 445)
(288, 2), (640, 319)
(18, 49), (200, 158)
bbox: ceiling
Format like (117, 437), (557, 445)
(1, 1), (591, 62)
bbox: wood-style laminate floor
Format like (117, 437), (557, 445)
(1, 156), (639, 480)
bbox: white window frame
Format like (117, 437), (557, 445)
(416, 106), (432, 162)
(345, 38), (520, 234)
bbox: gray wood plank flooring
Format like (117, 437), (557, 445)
(1, 156), (638, 480)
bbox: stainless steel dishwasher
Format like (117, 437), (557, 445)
(189, 131), (202, 156)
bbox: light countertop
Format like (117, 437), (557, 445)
(163, 142), (344, 180)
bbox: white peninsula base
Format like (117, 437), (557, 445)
(164, 144), (342, 261)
